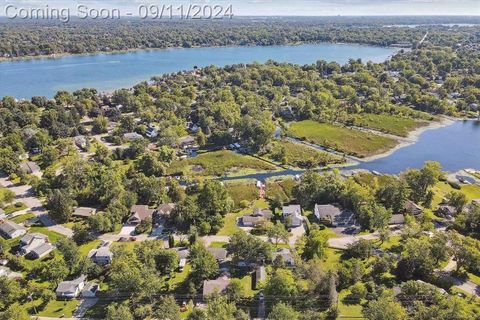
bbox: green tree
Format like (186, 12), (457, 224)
(363, 294), (407, 320)
(0, 303), (30, 320)
(46, 189), (75, 223)
(267, 221), (290, 247)
(265, 269), (297, 301)
(197, 180), (232, 216)
(206, 296), (237, 320)
(302, 229), (328, 260)
(268, 303), (299, 320)
(155, 296), (180, 320)
(106, 303), (133, 320)
(189, 243), (219, 283)
(226, 278), (246, 302)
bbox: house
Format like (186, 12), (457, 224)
(389, 214), (406, 225)
(127, 205), (155, 225)
(81, 282), (99, 298)
(282, 205), (303, 228)
(56, 275), (87, 299)
(0, 220), (27, 239)
(207, 248), (228, 262)
(404, 200), (423, 215)
(123, 132), (143, 141)
(314, 204), (346, 227)
(203, 276), (230, 297)
(0, 266), (22, 279)
(437, 205), (457, 217)
(29, 243), (55, 259)
(72, 207), (97, 218)
(254, 266), (267, 289)
(272, 248), (295, 267)
(19, 161), (41, 174)
(179, 135), (197, 149)
(154, 203), (176, 225)
(20, 233), (49, 255)
(74, 135), (88, 150)
(89, 247), (113, 265)
(145, 126), (158, 138)
(175, 247), (190, 260)
(241, 208), (273, 227)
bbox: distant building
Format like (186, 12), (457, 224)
(0, 266), (22, 279)
(145, 126), (158, 138)
(74, 135), (88, 150)
(72, 207), (97, 219)
(437, 205), (457, 217)
(56, 275), (87, 299)
(282, 205), (303, 228)
(179, 135), (198, 149)
(29, 243), (55, 259)
(81, 282), (99, 298)
(389, 214), (406, 225)
(404, 200), (423, 215)
(154, 203), (176, 225)
(127, 205), (155, 225)
(88, 247), (113, 265)
(203, 276), (230, 297)
(20, 233), (49, 255)
(272, 248), (296, 268)
(123, 132), (143, 141)
(207, 247), (228, 262)
(241, 208), (273, 227)
(19, 161), (41, 174)
(0, 220), (27, 239)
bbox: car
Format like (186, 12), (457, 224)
(118, 237), (128, 242)
(129, 236), (137, 241)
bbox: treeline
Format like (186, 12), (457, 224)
(1, 17), (479, 58)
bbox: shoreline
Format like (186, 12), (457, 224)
(355, 116), (456, 162)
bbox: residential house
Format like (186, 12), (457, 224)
(89, 247), (113, 265)
(179, 135), (198, 150)
(72, 207), (97, 219)
(272, 248), (296, 268)
(314, 204), (346, 227)
(127, 205), (155, 225)
(202, 276), (230, 297)
(145, 126), (158, 138)
(123, 132), (143, 141)
(0, 220), (27, 239)
(437, 205), (457, 218)
(389, 214), (406, 225)
(81, 282), (99, 298)
(241, 208), (273, 227)
(175, 247), (190, 260)
(20, 233), (48, 255)
(154, 203), (176, 226)
(254, 266), (267, 289)
(282, 205), (303, 228)
(207, 247), (228, 262)
(404, 200), (423, 216)
(0, 266), (22, 279)
(29, 243), (55, 259)
(19, 161), (41, 174)
(56, 275), (87, 299)
(74, 135), (88, 150)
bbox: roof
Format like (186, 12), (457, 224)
(252, 208), (273, 218)
(282, 205), (301, 216)
(19, 161), (40, 174)
(73, 207), (97, 218)
(315, 204), (342, 219)
(203, 276), (230, 296)
(389, 214), (406, 225)
(156, 203), (176, 215)
(404, 200), (422, 213)
(207, 247), (228, 261)
(0, 220), (26, 237)
(0, 266), (22, 279)
(176, 248), (190, 260)
(179, 135), (195, 144)
(129, 205), (155, 221)
(438, 205), (456, 214)
(30, 243), (55, 257)
(272, 248), (295, 265)
(21, 232), (48, 245)
(123, 132), (143, 140)
(93, 247), (113, 258)
(56, 275), (87, 294)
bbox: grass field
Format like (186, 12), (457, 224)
(167, 150), (277, 176)
(3, 202), (27, 214)
(29, 226), (65, 243)
(265, 140), (344, 168)
(38, 299), (79, 318)
(217, 199), (269, 236)
(288, 120), (398, 158)
(432, 181), (480, 207)
(353, 114), (428, 137)
(226, 182), (259, 208)
(338, 289), (364, 320)
(10, 212), (35, 223)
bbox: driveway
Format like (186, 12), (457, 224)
(73, 298), (99, 318)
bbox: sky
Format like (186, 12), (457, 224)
(1, 0), (479, 16)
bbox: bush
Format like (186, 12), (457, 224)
(447, 180), (461, 190)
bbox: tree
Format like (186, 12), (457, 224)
(226, 278), (246, 302)
(197, 180), (232, 216)
(40, 259), (69, 285)
(189, 243), (219, 283)
(445, 191), (467, 212)
(228, 231), (273, 265)
(206, 296), (237, 320)
(0, 277), (24, 311)
(72, 223), (90, 245)
(302, 229), (328, 260)
(92, 115), (108, 134)
(57, 238), (82, 272)
(267, 221), (290, 247)
(155, 250), (179, 275)
(46, 189), (75, 223)
(268, 303), (299, 320)
(135, 217), (152, 234)
(403, 161), (442, 204)
(345, 239), (373, 259)
(363, 294), (407, 320)
(0, 303), (30, 320)
(265, 269), (297, 301)
(154, 296), (180, 320)
(106, 303), (133, 320)
(375, 177), (409, 213)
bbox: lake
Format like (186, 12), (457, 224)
(0, 43), (398, 98)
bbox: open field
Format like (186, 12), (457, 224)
(265, 140), (344, 168)
(167, 150), (277, 176)
(353, 113), (429, 137)
(226, 182), (259, 208)
(288, 120), (398, 158)
(432, 181), (480, 207)
(38, 299), (79, 318)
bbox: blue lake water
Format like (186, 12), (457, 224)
(0, 43), (398, 98)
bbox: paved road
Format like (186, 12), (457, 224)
(0, 175), (73, 237)
(440, 258), (480, 297)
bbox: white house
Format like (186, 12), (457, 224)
(89, 247), (113, 265)
(0, 220), (27, 239)
(282, 205), (303, 228)
(56, 275), (87, 299)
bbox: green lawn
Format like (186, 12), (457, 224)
(38, 299), (79, 318)
(288, 120), (398, 158)
(353, 113), (428, 137)
(209, 241), (228, 248)
(10, 212), (35, 223)
(167, 150), (277, 176)
(78, 239), (101, 257)
(320, 248), (343, 271)
(167, 264), (192, 292)
(217, 199), (269, 236)
(29, 226), (66, 243)
(338, 289), (364, 320)
(264, 140), (344, 168)
(226, 182), (259, 208)
(432, 182), (480, 208)
(3, 202), (27, 214)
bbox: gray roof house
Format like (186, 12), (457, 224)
(389, 214), (406, 225)
(176, 248), (190, 260)
(123, 132), (143, 141)
(89, 247), (113, 265)
(0, 220), (27, 239)
(72, 207), (97, 218)
(272, 248), (296, 267)
(56, 275), (87, 299)
(20, 233), (49, 256)
(282, 205), (303, 228)
(241, 208), (273, 227)
(404, 200), (423, 215)
(29, 243), (55, 259)
(314, 204), (345, 227)
(203, 276), (230, 297)
(127, 205), (155, 225)
(207, 247), (228, 261)
(19, 161), (41, 174)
